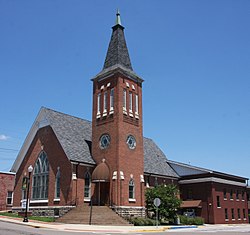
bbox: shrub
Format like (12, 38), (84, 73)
(179, 215), (204, 225)
(129, 217), (157, 226)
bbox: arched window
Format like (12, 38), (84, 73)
(129, 179), (135, 199)
(32, 152), (49, 199)
(84, 172), (91, 199)
(55, 167), (60, 199)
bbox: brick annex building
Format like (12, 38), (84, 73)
(11, 12), (249, 224)
(0, 171), (15, 211)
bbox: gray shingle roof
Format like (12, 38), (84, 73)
(43, 108), (95, 165)
(144, 138), (179, 178)
(41, 108), (178, 178)
(103, 17), (133, 71)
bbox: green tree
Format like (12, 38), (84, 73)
(145, 184), (181, 223)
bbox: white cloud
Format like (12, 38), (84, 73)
(0, 134), (10, 141)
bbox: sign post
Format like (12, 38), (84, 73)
(153, 198), (161, 228)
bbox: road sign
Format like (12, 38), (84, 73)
(154, 198), (161, 207)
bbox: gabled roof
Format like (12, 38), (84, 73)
(11, 107), (178, 179)
(11, 107), (95, 172)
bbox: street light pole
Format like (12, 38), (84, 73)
(23, 165), (33, 222)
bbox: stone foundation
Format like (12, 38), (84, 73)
(12, 206), (74, 217)
(112, 205), (146, 218)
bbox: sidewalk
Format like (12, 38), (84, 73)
(0, 215), (198, 233)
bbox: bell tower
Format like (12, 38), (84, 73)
(91, 11), (145, 215)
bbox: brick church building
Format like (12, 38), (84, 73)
(11, 12), (249, 224)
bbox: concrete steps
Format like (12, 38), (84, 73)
(56, 204), (131, 225)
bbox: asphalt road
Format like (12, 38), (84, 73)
(1, 220), (250, 235)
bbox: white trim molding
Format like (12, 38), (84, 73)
(179, 177), (246, 187)
(30, 199), (49, 204)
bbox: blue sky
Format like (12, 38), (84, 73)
(0, 1), (249, 179)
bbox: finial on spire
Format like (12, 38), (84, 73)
(116, 9), (122, 25)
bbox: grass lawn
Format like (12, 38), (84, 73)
(0, 212), (55, 222)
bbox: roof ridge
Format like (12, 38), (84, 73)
(41, 106), (91, 123)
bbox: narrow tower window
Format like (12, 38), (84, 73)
(103, 91), (107, 116)
(123, 89), (127, 114)
(135, 94), (139, 119)
(110, 88), (114, 114)
(129, 92), (133, 117)
(97, 93), (101, 118)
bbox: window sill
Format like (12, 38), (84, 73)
(232, 219), (235, 221)
(224, 198), (227, 200)
(129, 198), (136, 202)
(217, 207), (221, 209)
(84, 198), (91, 202)
(102, 111), (107, 117)
(225, 219), (229, 221)
(30, 199), (48, 204)
(53, 199), (60, 202)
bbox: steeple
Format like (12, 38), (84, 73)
(103, 10), (133, 71)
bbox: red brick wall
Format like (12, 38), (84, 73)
(0, 172), (15, 210)
(13, 126), (73, 208)
(212, 183), (248, 224)
(180, 182), (249, 224)
(92, 73), (144, 207)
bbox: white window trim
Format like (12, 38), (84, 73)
(53, 198), (60, 202)
(30, 199), (49, 203)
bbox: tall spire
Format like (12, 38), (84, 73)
(103, 10), (133, 71)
